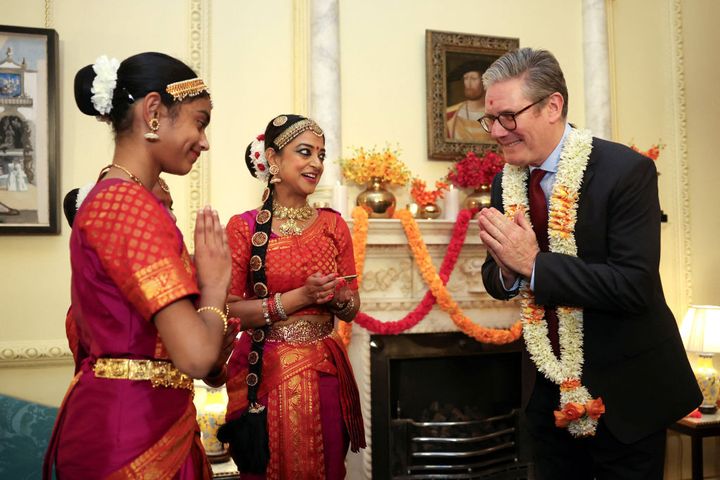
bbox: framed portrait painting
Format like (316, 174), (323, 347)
(426, 30), (518, 160)
(0, 25), (59, 234)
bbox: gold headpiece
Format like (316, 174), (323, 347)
(165, 78), (210, 102)
(274, 118), (324, 150)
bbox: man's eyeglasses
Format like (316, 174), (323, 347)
(478, 95), (550, 133)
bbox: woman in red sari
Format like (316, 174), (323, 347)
(209, 115), (365, 478)
(44, 52), (237, 479)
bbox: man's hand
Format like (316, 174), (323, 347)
(477, 207), (539, 278)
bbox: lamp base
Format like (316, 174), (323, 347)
(698, 404), (718, 415)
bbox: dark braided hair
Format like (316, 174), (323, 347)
(217, 115), (324, 473)
(243, 113), (324, 398)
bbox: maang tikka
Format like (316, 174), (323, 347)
(144, 113), (160, 141)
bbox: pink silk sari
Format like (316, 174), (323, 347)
(43, 180), (211, 479)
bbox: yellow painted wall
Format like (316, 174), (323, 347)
(0, 0), (717, 445)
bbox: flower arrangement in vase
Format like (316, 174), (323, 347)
(410, 178), (449, 219)
(340, 146), (411, 218)
(446, 150), (505, 210)
(630, 142), (667, 221)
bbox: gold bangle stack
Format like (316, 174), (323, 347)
(197, 306), (228, 335)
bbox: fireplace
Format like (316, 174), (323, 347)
(370, 332), (533, 479)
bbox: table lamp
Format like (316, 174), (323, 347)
(680, 305), (720, 414)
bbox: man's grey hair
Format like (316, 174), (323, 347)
(482, 48), (569, 118)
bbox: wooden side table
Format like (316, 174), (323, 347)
(668, 413), (720, 480)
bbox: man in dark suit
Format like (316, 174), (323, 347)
(477, 48), (701, 479)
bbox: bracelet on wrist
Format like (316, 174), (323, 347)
(261, 298), (271, 326)
(197, 305), (228, 335)
(274, 292), (288, 321)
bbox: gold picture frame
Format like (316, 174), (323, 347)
(426, 30), (518, 160)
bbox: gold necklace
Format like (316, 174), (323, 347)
(272, 200), (314, 236)
(109, 163), (144, 187)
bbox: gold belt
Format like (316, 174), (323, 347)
(93, 358), (194, 391)
(267, 319), (334, 344)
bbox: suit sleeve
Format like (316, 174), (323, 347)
(481, 172), (519, 301)
(534, 155), (661, 314)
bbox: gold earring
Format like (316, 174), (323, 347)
(144, 113), (160, 141)
(269, 164), (282, 184)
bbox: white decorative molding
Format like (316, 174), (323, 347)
(293, 0), (311, 115)
(186, 0), (211, 249)
(0, 340), (72, 367)
(670, 0), (693, 306)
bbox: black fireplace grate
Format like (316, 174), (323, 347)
(391, 410), (533, 479)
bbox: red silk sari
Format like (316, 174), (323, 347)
(44, 180), (212, 480)
(225, 209), (365, 479)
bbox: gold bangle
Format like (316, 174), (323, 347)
(197, 306), (228, 335)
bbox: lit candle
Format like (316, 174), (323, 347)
(444, 184), (459, 221)
(332, 181), (349, 218)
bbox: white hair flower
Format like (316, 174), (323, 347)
(249, 134), (270, 182)
(90, 55), (120, 115)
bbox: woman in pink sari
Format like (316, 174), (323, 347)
(44, 52), (237, 479)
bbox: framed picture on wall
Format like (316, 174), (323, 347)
(426, 30), (518, 160)
(0, 25), (60, 234)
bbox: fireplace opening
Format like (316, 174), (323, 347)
(370, 332), (533, 479)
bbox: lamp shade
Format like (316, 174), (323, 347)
(680, 305), (720, 354)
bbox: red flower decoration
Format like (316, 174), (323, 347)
(447, 150), (505, 189)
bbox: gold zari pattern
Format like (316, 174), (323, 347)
(93, 358), (193, 390)
(267, 319), (334, 344)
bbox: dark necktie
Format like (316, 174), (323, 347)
(528, 169), (560, 356)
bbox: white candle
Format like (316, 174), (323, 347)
(332, 181), (348, 218)
(444, 184), (460, 220)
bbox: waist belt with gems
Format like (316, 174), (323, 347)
(266, 319), (334, 344)
(93, 358), (194, 390)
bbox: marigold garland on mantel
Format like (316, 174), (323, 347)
(352, 209), (473, 336)
(394, 209), (522, 344)
(337, 207), (523, 347)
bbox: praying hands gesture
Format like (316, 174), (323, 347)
(477, 207), (540, 283)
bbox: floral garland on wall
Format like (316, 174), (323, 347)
(337, 207), (522, 347)
(502, 128), (604, 437)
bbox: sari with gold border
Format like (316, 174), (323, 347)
(43, 179), (212, 480)
(225, 209), (365, 479)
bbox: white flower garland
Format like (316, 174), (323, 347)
(249, 134), (270, 182)
(90, 55), (120, 116)
(502, 128), (603, 437)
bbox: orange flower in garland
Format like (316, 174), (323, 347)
(410, 178), (449, 207)
(394, 209), (522, 344)
(338, 207), (371, 346)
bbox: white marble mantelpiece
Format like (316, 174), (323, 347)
(343, 218), (520, 479)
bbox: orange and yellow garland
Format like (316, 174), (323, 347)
(337, 206), (522, 346)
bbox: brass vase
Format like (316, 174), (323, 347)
(356, 177), (396, 218)
(464, 184), (492, 211)
(419, 202), (441, 219)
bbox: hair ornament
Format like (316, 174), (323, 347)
(272, 115), (288, 127)
(90, 55), (121, 115)
(249, 133), (270, 182)
(274, 118), (324, 150)
(165, 78), (210, 102)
